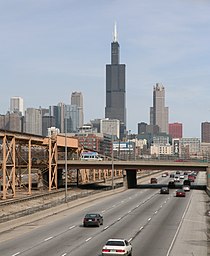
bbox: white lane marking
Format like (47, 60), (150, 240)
(136, 204), (140, 207)
(139, 226), (144, 231)
(61, 253), (67, 256)
(166, 193), (192, 256)
(44, 236), (53, 241)
(154, 210), (158, 214)
(69, 225), (75, 230)
(112, 204), (116, 207)
(103, 226), (109, 230)
(121, 200), (124, 203)
(128, 210), (131, 213)
(101, 210), (106, 213)
(12, 253), (20, 256)
(147, 217), (151, 222)
(128, 238), (132, 242)
(118, 217), (122, 221)
(86, 237), (92, 242)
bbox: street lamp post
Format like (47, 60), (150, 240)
(65, 113), (68, 203)
(128, 129), (131, 161)
(111, 132), (114, 190)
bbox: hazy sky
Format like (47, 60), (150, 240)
(1, 0), (210, 138)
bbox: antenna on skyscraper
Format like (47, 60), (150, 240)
(113, 22), (118, 42)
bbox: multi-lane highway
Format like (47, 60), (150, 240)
(0, 172), (208, 256)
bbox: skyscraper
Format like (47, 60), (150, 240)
(49, 103), (65, 133)
(105, 24), (126, 137)
(71, 92), (84, 128)
(169, 122), (183, 138)
(150, 83), (169, 133)
(65, 104), (79, 133)
(10, 96), (24, 116)
(24, 108), (42, 135)
(201, 122), (210, 143)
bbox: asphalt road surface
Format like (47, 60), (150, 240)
(0, 172), (208, 256)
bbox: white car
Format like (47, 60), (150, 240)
(102, 239), (132, 256)
(180, 174), (185, 179)
(183, 185), (190, 192)
(174, 176), (180, 182)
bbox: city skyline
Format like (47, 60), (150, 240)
(1, 1), (210, 137)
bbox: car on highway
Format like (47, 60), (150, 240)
(179, 174), (185, 179)
(150, 177), (157, 184)
(188, 175), (195, 182)
(102, 239), (132, 256)
(174, 176), (180, 182)
(176, 189), (186, 197)
(160, 186), (169, 194)
(182, 185), (190, 192)
(83, 213), (103, 227)
(168, 180), (175, 188)
(161, 173), (167, 177)
(170, 173), (175, 178)
(183, 179), (191, 186)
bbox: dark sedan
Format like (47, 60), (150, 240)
(160, 187), (169, 194)
(83, 213), (103, 227)
(150, 177), (157, 184)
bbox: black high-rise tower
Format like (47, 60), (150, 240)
(105, 24), (126, 138)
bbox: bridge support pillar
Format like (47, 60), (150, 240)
(126, 169), (137, 188)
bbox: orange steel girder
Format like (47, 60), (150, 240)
(48, 137), (58, 191)
(79, 168), (116, 184)
(2, 135), (16, 199)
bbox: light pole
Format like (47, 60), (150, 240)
(111, 131), (114, 190)
(65, 112), (68, 203)
(128, 129), (131, 161)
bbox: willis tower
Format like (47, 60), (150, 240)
(105, 24), (126, 138)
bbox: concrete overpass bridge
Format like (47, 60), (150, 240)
(58, 159), (209, 189)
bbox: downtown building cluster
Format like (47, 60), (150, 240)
(1, 25), (210, 161)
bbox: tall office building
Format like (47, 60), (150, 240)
(49, 105), (62, 131)
(42, 116), (55, 136)
(169, 122), (183, 139)
(100, 118), (120, 139)
(10, 96), (24, 116)
(0, 112), (23, 132)
(105, 24), (126, 138)
(49, 103), (65, 133)
(65, 104), (79, 133)
(24, 108), (42, 135)
(137, 122), (159, 135)
(71, 92), (84, 128)
(201, 122), (210, 143)
(150, 83), (169, 133)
